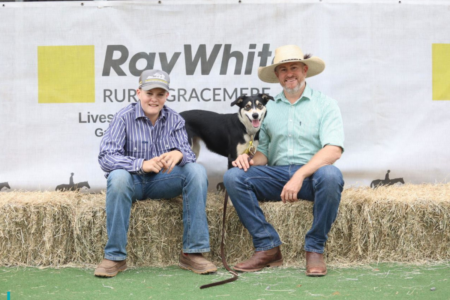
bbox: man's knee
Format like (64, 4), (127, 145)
(107, 169), (134, 192)
(314, 165), (344, 189)
(183, 163), (208, 186)
(312, 166), (343, 212)
(223, 167), (246, 188)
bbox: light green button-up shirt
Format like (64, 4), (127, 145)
(257, 84), (344, 166)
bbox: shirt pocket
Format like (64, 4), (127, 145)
(157, 136), (177, 154)
(300, 120), (320, 140)
(126, 140), (150, 158)
(296, 119), (321, 152)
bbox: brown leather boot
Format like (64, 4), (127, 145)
(234, 246), (283, 272)
(179, 252), (217, 274)
(305, 251), (327, 276)
(94, 259), (127, 277)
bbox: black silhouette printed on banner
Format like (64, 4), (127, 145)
(370, 170), (405, 188)
(0, 182), (11, 191)
(55, 173), (91, 191)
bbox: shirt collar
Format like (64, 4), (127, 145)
(134, 102), (146, 119)
(134, 102), (168, 122)
(275, 83), (312, 104)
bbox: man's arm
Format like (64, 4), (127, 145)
(280, 145), (342, 203)
(280, 96), (345, 202)
(169, 122), (196, 167)
(98, 117), (145, 175)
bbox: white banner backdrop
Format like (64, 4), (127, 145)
(0, 1), (449, 192)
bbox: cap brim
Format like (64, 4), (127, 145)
(258, 57), (326, 83)
(140, 83), (170, 92)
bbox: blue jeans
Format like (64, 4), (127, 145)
(104, 163), (210, 261)
(223, 164), (344, 254)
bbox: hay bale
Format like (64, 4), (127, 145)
(326, 184), (450, 264)
(0, 192), (75, 266)
(1, 184), (450, 267)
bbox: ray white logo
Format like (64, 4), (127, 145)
(38, 45), (95, 104)
(432, 43), (450, 100)
(102, 44), (272, 76)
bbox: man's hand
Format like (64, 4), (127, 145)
(159, 150), (183, 174)
(280, 176), (303, 203)
(232, 154), (253, 171)
(142, 151), (183, 174)
(279, 145), (342, 203)
(142, 157), (165, 173)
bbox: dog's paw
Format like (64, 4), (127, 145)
(215, 182), (226, 194)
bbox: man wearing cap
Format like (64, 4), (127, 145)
(95, 69), (217, 277)
(223, 45), (344, 276)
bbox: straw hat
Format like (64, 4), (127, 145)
(258, 45), (325, 83)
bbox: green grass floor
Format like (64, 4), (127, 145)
(1, 263), (450, 300)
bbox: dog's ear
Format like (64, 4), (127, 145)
(231, 94), (247, 107)
(259, 93), (274, 104)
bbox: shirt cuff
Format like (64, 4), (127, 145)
(134, 158), (145, 174)
(322, 142), (345, 153)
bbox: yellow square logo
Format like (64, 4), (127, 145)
(432, 44), (450, 101)
(38, 45), (95, 103)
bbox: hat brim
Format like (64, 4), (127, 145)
(140, 82), (170, 92)
(258, 57), (325, 83)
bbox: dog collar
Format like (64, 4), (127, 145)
(242, 136), (256, 157)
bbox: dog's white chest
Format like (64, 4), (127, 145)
(236, 134), (259, 156)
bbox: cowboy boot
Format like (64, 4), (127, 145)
(305, 251), (327, 276)
(234, 246), (283, 272)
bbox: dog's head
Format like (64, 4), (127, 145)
(231, 93), (274, 134)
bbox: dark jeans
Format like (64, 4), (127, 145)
(223, 164), (344, 253)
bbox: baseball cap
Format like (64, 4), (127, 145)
(139, 69), (170, 92)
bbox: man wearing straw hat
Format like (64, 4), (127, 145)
(95, 69), (217, 277)
(223, 45), (344, 276)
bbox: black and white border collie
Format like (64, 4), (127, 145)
(180, 93), (274, 169)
